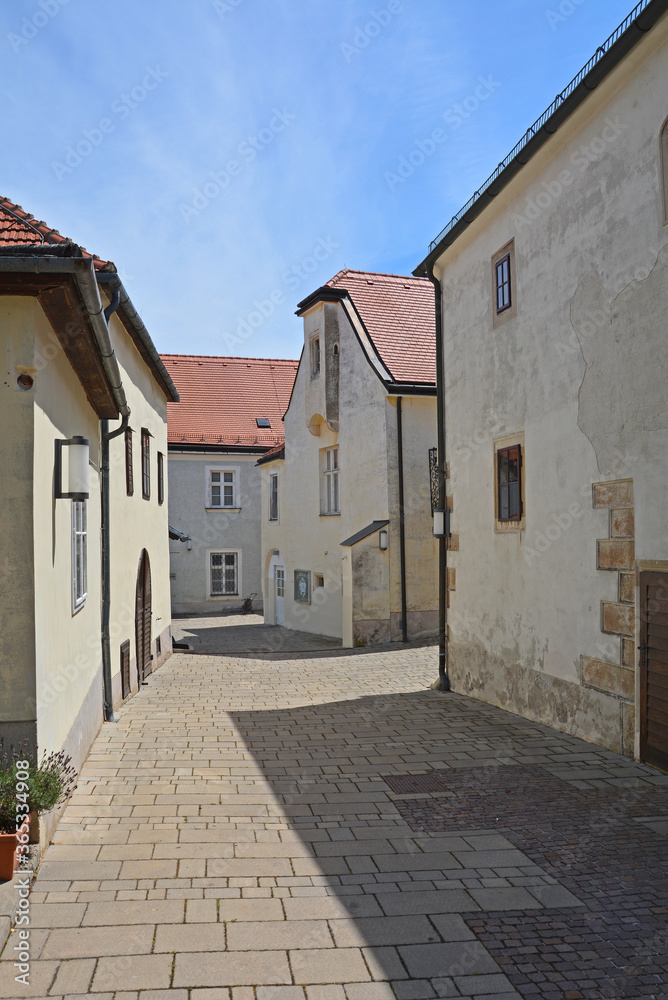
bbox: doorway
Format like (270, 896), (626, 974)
(135, 549), (152, 686)
(640, 570), (668, 771)
(275, 566), (285, 626)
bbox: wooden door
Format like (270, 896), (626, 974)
(135, 550), (152, 686)
(640, 570), (668, 771)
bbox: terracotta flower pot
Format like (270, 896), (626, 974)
(0, 815), (30, 881)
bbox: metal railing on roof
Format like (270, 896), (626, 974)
(428, 0), (652, 252)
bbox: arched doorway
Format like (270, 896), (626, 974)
(135, 549), (152, 685)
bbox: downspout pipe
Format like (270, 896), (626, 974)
(72, 262), (131, 721)
(396, 397), (408, 644)
(426, 265), (451, 692)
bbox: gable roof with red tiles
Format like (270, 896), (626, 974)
(0, 196), (112, 269)
(161, 355), (299, 449)
(298, 269), (435, 385)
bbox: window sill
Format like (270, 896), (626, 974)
(72, 598), (87, 616)
(495, 520), (525, 533)
(210, 593), (239, 598)
(320, 512), (340, 517)
(206, 507), (241, 512)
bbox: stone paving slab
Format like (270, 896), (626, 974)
(1, 617), (667, 999)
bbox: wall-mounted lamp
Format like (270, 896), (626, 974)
(186, 539), (192, 551)
(55, 436), (89, 500)
(378, 529), (388, 551)
(432, 508), (450, 538)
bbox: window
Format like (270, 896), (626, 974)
(269, 472), (279, 521)
(210, 552), (238, 595)
(141, 429), (150, 499)
(125, 428), (134, 496)
(310, 335), (321, 377)
(495, 254), (511, 313)
(72, 500), (87, 611)
(497, 445), (522, 521)
(324, 447), (340, 514)
(314, 574), (324, 589)
(256, 417), (271, 428)
(492, 241), (516, 326)
(276, 568), (285, 597)
(210, 470), (236, 507)
(157, 452), (164, 505)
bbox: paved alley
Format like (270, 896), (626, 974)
(1, 621), (668, 1000)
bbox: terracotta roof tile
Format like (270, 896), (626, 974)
(0, 196), (111, 269)
(326, 269), (435, 384)
(161, 354), (299, 448)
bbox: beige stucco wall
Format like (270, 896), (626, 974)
(0, 299), (39, 751)
(434, 14), (668, 754)
(31, 305), (104, 768)
(168, 451), (264, 614)
(105, 307), (172, 705)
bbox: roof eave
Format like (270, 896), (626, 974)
(295, 285), (347, 316)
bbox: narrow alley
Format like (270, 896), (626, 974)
(2, 619), (667, 1000)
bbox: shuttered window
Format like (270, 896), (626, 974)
(157, 452), (164, 505)
(141, 429), (150, 500)
(125, 428), (134, 496)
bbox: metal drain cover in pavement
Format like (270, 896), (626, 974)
(383, 772), (448, 794)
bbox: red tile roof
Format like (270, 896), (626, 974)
(326, 269), (435, 384)
(0, 196), (111, 269)
(161, 355), (299, 448)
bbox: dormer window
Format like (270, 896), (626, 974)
(310, 335), (320, 378)
(256, 418), (271, 428)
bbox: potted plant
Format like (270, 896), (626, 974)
(0, 745), (76, 879)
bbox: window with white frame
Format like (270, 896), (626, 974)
(324, 447), (340, 514)
(209, 469), (236, 508)
(72, 500), (87, 611)
(310, 335), (321, 377)
(269, 472), (279, 521)
(210, 552), (238, 595)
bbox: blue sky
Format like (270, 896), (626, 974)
(1, 0), (637, 361)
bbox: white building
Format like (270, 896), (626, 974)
(161, 355), (298, 615)
(0, 198), (178, 840)
(415, 0), (668, 764)
(259, 270), (439, 647)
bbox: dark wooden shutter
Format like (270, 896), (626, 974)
(141, 430), (150, 499)
(120, 639), (131, 700)
(125, 429), (134, 496)
(157, 452), (164, 505)
(143, 556), (152, 675)
(640, 571), (668, 771)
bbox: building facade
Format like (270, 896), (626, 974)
(416, 1), (668, 762)
(259, 270), (439, 646)
(0, 199), (178, 840)
(161, 355), (298, 615)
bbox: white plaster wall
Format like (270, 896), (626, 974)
(260, 300), (391, 643)
(168, 452), (263, 613)
(435, 15), (668, 748)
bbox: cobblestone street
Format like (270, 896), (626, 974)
(1, 619), (667, 1000)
